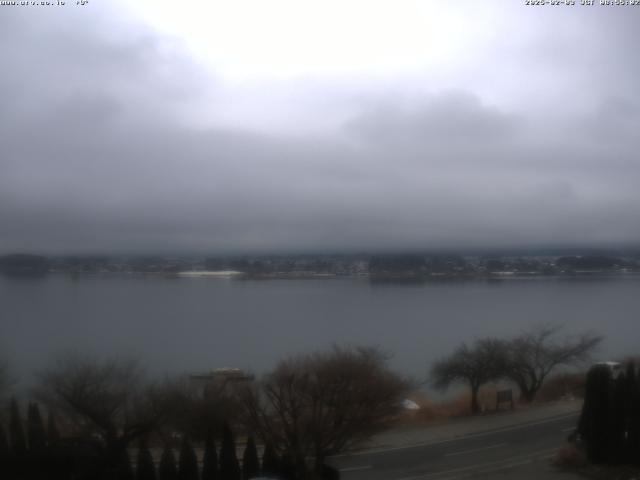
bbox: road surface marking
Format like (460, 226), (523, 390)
(439, 455), (557, 480)
(331, 411), (578, 458)
(436, 460), (533, 480)
(472, 459), (533, 476)
(444, 442), (507, 457)
(391, 447), (557, 480)
(339, 465), (372, 472)
(562, 427), (575, 432)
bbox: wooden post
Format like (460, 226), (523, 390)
(496, 389), (513, 411)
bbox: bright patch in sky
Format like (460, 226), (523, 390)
(126, 0), (497, 80)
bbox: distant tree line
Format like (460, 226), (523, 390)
(430, 325), (602, 414)
(369, 254), (636, 279)
(578, 362), (640, 465)
(555, 255), (623, 271)
(3, 252), (639, 278)
(369, 255), (428, 277)
(0, 254), (49, 275)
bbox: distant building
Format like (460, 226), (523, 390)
(190, 367), (254, 396)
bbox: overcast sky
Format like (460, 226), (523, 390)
(1, 1), (639, 254)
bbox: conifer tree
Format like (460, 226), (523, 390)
(202, 429), (219, 480)
(178, 437), (199, 480)
(242, 436), (259, 480)
(159, 446), (178, 480)
(630, 364), (640, 465)
(118, 448), (135, 480)
(622, 362), (637, 463)
(279, 452), (295, 480)
(137, 439), (157, 480)
(9, 398), (26, 456)
(608, 372), (626, 463)
(578, 364), (613, 464)
(0, 422), (9, 461)
(261, 443), (280, 479)
(27, 403), (47, 454)
(47, 411), (60, 448)
(219, 424), (241, 480)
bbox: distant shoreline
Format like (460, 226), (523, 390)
(20, 270), (640, 282)
(3, 252), (640, 280)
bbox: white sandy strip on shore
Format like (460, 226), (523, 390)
(177, 270), (244, 277)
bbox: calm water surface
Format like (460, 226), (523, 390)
(1, 274), (639, 384)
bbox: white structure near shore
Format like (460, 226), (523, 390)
(177, 270), (244, 277)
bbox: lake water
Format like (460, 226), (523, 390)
(1, 273), (639, 386)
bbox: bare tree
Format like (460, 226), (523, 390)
(0, 358), (13, 432)
(431, 338), (508, 415)
(505, 324), (602, 403)
(241, 346), (409, 479)
(0, 357), (11, 402)
(35, 352), (167, 469)
(154, 375), (243, 441)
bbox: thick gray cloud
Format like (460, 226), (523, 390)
(1, 4), (640, 254)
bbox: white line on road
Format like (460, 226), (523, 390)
(391, 447), (557, 480)
(472, 459), (533, 476)
(444, 442), (507, 457)
(449, 453), (555, 479)
(435, 460), (533, 480)
(339, 465), (372, 472)
(332, 411), (579, 458)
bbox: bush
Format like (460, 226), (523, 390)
(537, 373), (586, 402)
(553, 444), (588, 469)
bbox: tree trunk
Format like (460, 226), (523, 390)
(314, 450), (324, 473)
(285, 449), (308, 480)
(517, 380), (539, 404)
(313, 452), (325, 479)
(471, 385), (480, 415)
(313, 455), (339, 480)
(519, 387), (536, 403)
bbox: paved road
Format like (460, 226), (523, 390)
(328, 412), (580, 480)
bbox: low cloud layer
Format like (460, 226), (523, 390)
(1, 3), (640, 254)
